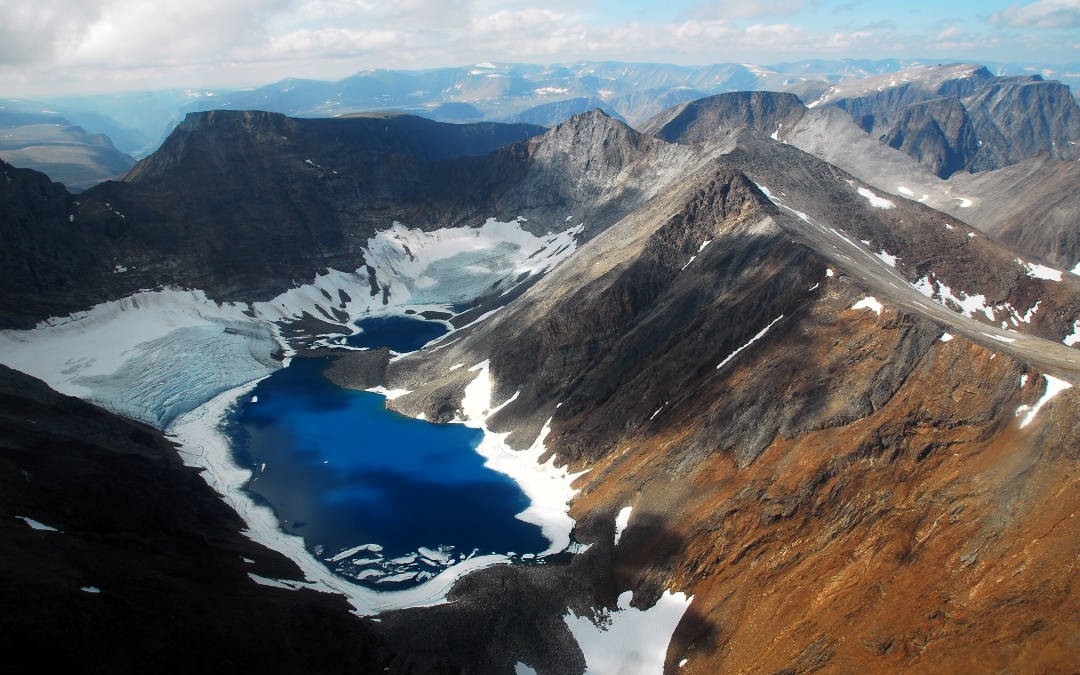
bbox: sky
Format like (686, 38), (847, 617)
(0, 0), (1077, 97)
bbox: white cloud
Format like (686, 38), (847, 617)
(991, 0), (1080, 29)
(696, 0), (804, 20)
(0, 0), (106, 65)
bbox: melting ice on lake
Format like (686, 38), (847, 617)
(229, 356), (547, 589)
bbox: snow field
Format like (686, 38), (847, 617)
(564, 589), (693, 675)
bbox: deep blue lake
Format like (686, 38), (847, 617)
(228, 322), (546, 588)
(345, 315), (450, 352)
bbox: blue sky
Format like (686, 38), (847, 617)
(0, 0), (1077, 96)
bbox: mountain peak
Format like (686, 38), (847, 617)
(643, 90), (807, 145)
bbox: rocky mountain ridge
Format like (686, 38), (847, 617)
(2, 87), (1080, 673)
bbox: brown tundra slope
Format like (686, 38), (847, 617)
(347, 122), (1080, 672)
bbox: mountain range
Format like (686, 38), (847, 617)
(1, 60), (1080, 673)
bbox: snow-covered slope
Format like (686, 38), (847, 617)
(0, 218), (584, 429)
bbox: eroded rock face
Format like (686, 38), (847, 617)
(881, 97), (978, 178)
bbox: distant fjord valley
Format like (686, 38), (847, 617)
(2, 59), (1080, 674)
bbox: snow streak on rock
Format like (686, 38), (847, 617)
(716, 315), (785, 371)
(1016, 374), (1073, 429)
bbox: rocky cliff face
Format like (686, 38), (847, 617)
(964, 77), (1080, 171)
(817, 65), (1080, 177)
(880, 96), (978, 178)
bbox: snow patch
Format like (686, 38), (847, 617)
(1017, 259), (1063, 282)
(913, 276), (995, 321)
(875, 250), (898, 267)
(564, 590), (693, 675)
(614, 506), (632, 546)
(365, 386), (410, 400)
(940, 333), (954, 342)
(857, 187), (895, 209)
(1016, 374), (1072, 429)
(852, 297), (883, 315)
(896, 186), (914, 196)
(1064, 320), (1080, 347)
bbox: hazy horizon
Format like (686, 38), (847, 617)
(2, 0), (1078, 99)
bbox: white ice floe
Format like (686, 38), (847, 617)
(857, 187), (895, 209)
(1016, 374), (1073, 429)
(18, 516), (60, 532)
(564, 589), (693, 675)
(614, 506), (633, 546)
(852, 297), (883, 315)
(81, 586), (101, 594)
(328, 543), (383, 563)
(460, 361), (588, 555)
(716, 315), (784, 371)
